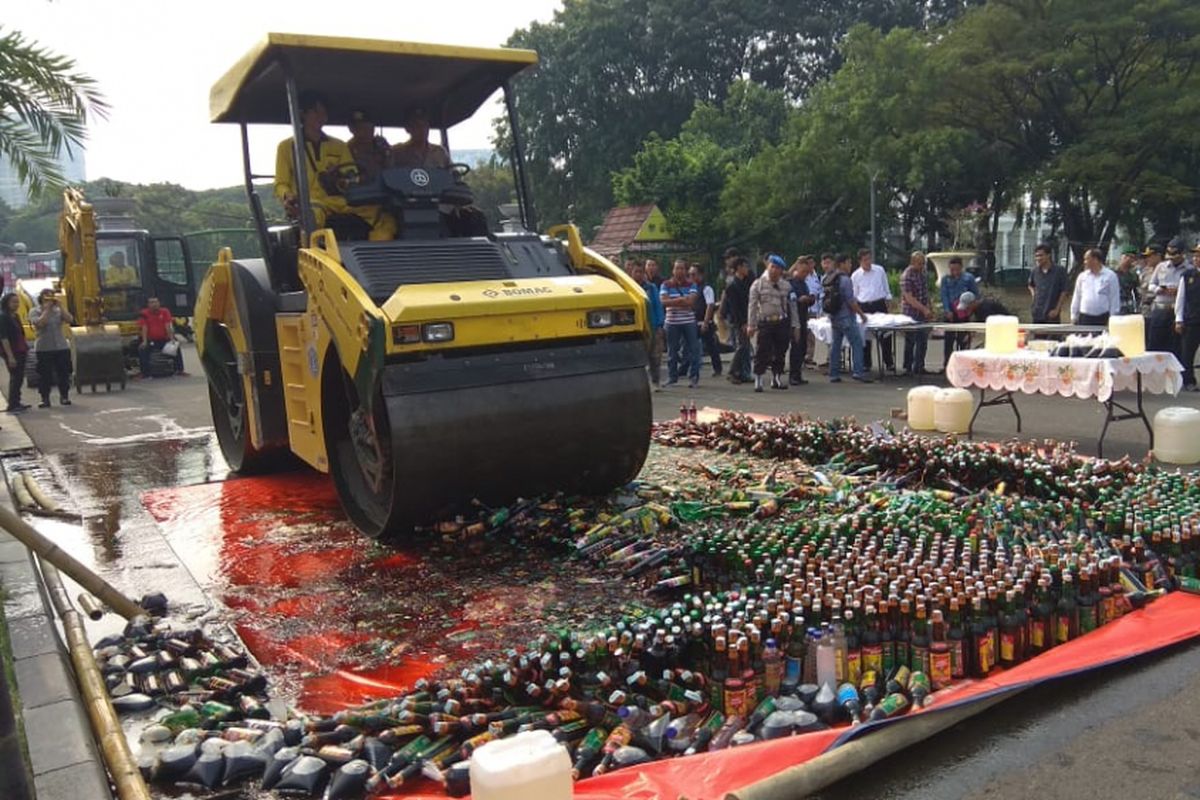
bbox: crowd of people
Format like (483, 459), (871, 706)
(625, 237), (1200, 393)
(626, 248), (974, 391)
(0, 287), (188, 420)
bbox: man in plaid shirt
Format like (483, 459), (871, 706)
(900, 251), (933, 375)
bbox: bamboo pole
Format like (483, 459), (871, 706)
(724, 690), (1024, 800)
(38, 559), (152, 800)
(0, 505), (143, 620)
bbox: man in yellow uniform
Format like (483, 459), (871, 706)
(104, 252), (138, 287)
(274, 90), (395, 241)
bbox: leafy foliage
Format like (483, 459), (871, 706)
(0, 180), (284, 251)
(0, 27), (108, 198)
(500, 0), (981, 231)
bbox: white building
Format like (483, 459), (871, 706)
(0, 143), (86, 209)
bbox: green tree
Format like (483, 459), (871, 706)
(932, 0), (1200, 263)
(0, 27), (107, 197)
(613, 81), (790, 253)
(500, 0), (982, 231)
(466, 157), (518, 231)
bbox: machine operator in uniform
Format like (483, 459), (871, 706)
(104, 252), (137, 287)
(274, 90), (396, 241)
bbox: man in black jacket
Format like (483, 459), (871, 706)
(720, 257), (753, 383)
(787, 256), (816, 385)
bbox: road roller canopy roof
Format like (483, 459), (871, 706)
(209, 33), (538, 128)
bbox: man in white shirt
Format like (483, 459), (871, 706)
(851, 248), (895, 372)
(1070, 248), (1121, 325)
(690, 263), (723, 378)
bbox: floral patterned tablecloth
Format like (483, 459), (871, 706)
(946, 349), (1183, 403)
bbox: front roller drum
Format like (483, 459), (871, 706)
(328, 366), (652, 540)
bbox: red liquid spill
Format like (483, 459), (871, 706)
(266, 594), (342, 618)
(372, 552), (418, 570)
(223, 545), (361, 588)
(299, 658), (438, 713)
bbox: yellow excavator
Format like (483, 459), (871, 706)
(17, 189), (199, 390)
(196, 34), (652, 539)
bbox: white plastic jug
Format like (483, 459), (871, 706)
(907, 386), (939, 431)
(1109, 315), (1146, 357)
(1153, 407), (1200, 464)
(934, 388), (974, 434)
(469, 729), (572, 800)
(984, 315), (1019, 354)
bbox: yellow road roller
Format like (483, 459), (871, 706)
(197, 34), (652, 539)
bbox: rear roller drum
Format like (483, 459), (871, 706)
(206, 327), (288, 475)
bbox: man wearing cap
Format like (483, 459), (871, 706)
(1147, 238), (1189, 357)
(851, 248), (895, 372)
(1070, 248), (1121, 326)
(275, 90), (396, 241)
(391, 107), (452, 170)
(940, 256), (978, 368)
(1116, 246), (1141, 315)
(661, 259), (702, 388)
(347, 109), (390, 181)
(1027, 243), (1067, 323)
(1140, 243), (1163, 316)
(747, 254), (799, 391)
(1172, 243), (1200, 390)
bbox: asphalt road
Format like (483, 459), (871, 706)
(8, 340), (1200, 799)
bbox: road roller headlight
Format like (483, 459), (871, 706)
(422, 322), (455, 342)
(613, 308), (636, 326)
(587, 309), (614, 328)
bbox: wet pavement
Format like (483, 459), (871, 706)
(7, 341), (1200, 799)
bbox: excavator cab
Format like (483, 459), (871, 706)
(197, 34), (652, 540)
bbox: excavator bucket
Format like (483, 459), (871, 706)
(70, 327), (128, 393)
(325, 340), (652, 539)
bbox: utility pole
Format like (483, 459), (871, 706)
(869, 168), (881, 263)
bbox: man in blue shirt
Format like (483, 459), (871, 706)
(631, 260), (665, 389)
(660, 258), (701, 388)
(940, 256), (979, 368)
(825, 254), (872, 383)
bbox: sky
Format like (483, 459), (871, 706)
(8, 0), (562, 190)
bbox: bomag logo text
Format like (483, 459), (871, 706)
(483, 287), (553, 298)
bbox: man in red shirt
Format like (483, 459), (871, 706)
(137, 297), (185, 377)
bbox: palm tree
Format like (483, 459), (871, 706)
(0, 26), (108, 198)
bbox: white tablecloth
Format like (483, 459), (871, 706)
(946, 349), (1183, 402)
(807, 313), (916, 346)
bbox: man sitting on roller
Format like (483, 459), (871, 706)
(390, 106), (487, 237)
(389, 106), (451, 169)
(274, 90), (396, 241)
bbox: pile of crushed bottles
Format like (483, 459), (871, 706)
(109, 413), (1200, 797)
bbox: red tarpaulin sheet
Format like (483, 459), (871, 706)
(430, 592), (1200, 800)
